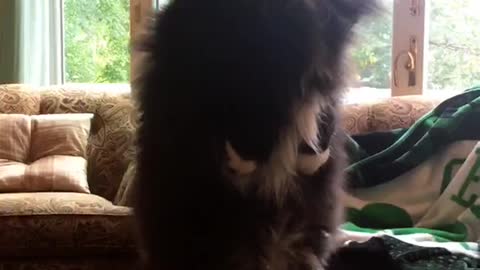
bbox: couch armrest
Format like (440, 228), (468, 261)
(343, 95), (444, 135)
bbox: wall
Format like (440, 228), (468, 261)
(0, 0), (19, 84)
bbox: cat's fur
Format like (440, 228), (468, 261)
(133, 0), (377, 269)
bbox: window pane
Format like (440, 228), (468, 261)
(351, 0), (393, 90)
(64, 0), (130, 83)
(428, 0), (480, 91)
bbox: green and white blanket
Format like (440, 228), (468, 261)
(340, 87), (480, 268)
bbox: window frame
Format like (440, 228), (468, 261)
(130, 0), (158, 83)
(391, 0), (428, 96)
(130, 0), (430, 97)
(63, 0), (463, 98)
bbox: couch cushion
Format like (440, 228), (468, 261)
(0, 193), (134, 257)
(0, 193), (131, 216)
(39, 85), (138, 201)
(0, 114), (30, 162)
(0, 84), (40, 114)
(0, 114), (93, 193)
(30, 113), (92, 160)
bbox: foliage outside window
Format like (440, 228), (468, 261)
(63, 0), (480, 92)
(351, 0), (480, 92)
(428, 0), (480, 91)
(64, 0), (130, 83)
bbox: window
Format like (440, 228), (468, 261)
(61, 0), (480, 97)
(352, 0), (393, 90)
(348, 0), (393, 102)
(63, 0), (130, 83)
(350, 0), (480, 98)
(428, 0), (480, 92)
(63, 0), (161, 84)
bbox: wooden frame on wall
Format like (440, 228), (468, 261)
(130, 0), (155, 83)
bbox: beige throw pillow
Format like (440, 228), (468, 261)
(0, 113), (93, 193)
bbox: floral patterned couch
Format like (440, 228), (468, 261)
(0, 84), (445, 269)
(0, 84), (137, 270)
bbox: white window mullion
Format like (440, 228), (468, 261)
(391, 0), (428, 96)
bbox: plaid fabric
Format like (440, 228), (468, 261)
(0, 114), (31, 162)
(0, 114), (93, 193)
(346, 86), (480, 188)
(341, 87), (480, 264)
(30, 114), (91, 160)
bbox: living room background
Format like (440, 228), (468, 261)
(0, 0), (479, 99)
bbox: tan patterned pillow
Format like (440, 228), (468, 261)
(0, 113), (93, 193)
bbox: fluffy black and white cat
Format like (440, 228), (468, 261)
(133, 0), (377, 269)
